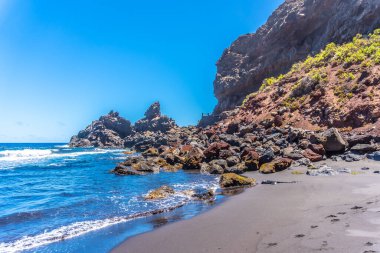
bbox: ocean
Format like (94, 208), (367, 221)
(0, 143), (220, 253)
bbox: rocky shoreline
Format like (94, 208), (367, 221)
(70, 100), (380, 191)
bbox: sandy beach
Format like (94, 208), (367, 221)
(112, 159), (380, 253)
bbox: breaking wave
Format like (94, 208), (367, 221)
(0, 148), (124, 162)
(0, 204), (184, 253)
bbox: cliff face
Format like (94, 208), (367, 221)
(213, 0), (380, 114)
(223, 29), (380, 134)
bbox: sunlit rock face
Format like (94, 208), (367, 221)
(213, 0), (380, 114)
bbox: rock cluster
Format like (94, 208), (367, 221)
(112, 118), (380, 179)
(213, 0), (380, 113)
(69, 111), (132, 148)
(135, 102), (176, 133)
(69, 102), (177, 148)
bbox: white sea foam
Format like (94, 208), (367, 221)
(54, 144), (70, 148)
(0, 149), (123, 161)
(0, 216), (134, 252)
(0, 148), (125, 169)
(0, 149), (54, 161)
(0, 203), (184, 253)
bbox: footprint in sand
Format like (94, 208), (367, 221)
(295, 234), (305, 238)
(267, 243), (277, 248)
(331, 218), (340, 223)
(311, 225), (318, 229)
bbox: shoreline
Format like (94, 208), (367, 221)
(112, 159), (380, 253)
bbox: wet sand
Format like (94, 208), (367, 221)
(112, 159), (380, 253)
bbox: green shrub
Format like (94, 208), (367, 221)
(242, 92), (257, 106)
(259, 74), (284, 91)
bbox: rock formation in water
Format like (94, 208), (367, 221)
(213, 0), (380, 113)
(69, 102), (177, 148)
(69, 111), (132, 148)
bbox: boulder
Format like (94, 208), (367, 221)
(182, 147), (205, 170)
(367, 151), (380, 161)
(142, 147), (159, 157)
(346, 134), (374, 147)
(259, 148), (275, 164)
(161, 163), (183, 172)
(224, 163), (247, 174)
(302, 149), (323, 162)
(182, 188), (215, 201)
(350, 144), (379, 153)
(145, 185), (175, 200)
(210, 159), (228, 170)
(259, 158), (293, 174)
(132, 161), (160, 173)
(111, 164), (145, 176)
(320, 128), (348, 153)
(240, 149), (260, 171)
(200, 161), (222, 174)
(204, 141), (230, 160)
(219, 173), (256, 188)
(308, 144), (325, 156)
(226, 156), (240, 167)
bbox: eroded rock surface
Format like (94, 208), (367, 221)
(214, 0), (380, 113)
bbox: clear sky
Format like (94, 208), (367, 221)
(0, 0), (283, 143)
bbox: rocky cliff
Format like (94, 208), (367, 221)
(213, 0), (380, 113)
(220, 28), (380, 135)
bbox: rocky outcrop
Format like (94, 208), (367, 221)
(69, 102), (177, 148)
(69, 111), (132, 148)
(213, 0), (380, 113)
(135, 102), (177, 133)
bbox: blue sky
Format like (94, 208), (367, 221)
(0, 0), (283, 142)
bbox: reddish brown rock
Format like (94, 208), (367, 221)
(259, 158), (293, 174)
(302, 149), (323, 162)
(204, 141), (230, 160)
(182, 146), (205, 170)
(308, 144), (325, 156)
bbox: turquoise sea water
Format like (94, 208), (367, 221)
(0, 143), (220, 253)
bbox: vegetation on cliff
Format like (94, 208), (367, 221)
(241, 29), (380, 131)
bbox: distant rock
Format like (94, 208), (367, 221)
(69, 102), (177, 148)
(69, 111), (132, 148)
(135, 102), (177, 133)
(144, 101), (161, 119)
